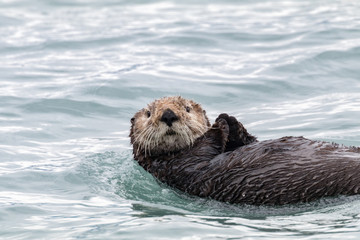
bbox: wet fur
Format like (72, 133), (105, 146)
(130, 97), (360, 205)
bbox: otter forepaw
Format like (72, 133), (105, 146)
(216, 113), (242, 144)
(216, 114), (240, 138)
(212, 118), (229, 139)
(216, 113), (257, 151)
(205, 118), (229, 152)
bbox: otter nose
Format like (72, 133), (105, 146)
(160, 109), (179, 127)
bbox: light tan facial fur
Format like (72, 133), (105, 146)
(130, 96), (210, 156)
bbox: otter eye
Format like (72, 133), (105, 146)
(185, 106), (191, 113)
(146, 110), (151, 118)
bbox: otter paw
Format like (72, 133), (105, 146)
(216, 113), (230, 123)
(216, 113), (239, 131)
(216, 113), (257, 151)
(216, 113), (241, 141)
(207, 118), (229, 152)
(212, 118), (229, 136)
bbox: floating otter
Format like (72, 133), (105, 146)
(130, 96), (360, 205)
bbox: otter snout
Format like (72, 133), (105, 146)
(161, 109), (179, 127)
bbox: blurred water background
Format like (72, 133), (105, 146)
(1, 0), (360, 239)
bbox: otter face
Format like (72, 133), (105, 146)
(130, 96), (211, 157)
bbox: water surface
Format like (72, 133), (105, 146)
(1, 0), (360, 239)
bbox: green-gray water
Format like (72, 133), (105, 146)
(1, 0), (360, 239)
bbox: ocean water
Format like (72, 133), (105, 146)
(1, 0), (360, 239)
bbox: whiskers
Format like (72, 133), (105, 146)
(133, 120), (209, 158)
(134, 125), (156, 157)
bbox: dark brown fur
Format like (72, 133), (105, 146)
(130, 97), (360, 205)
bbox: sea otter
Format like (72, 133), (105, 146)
(130, 96), (360, 205)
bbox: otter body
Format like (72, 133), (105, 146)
(130, 96), (360, 205)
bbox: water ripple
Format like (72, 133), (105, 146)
(1, 0), (360, 239)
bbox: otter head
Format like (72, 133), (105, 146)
(130, 96), (211, 157)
